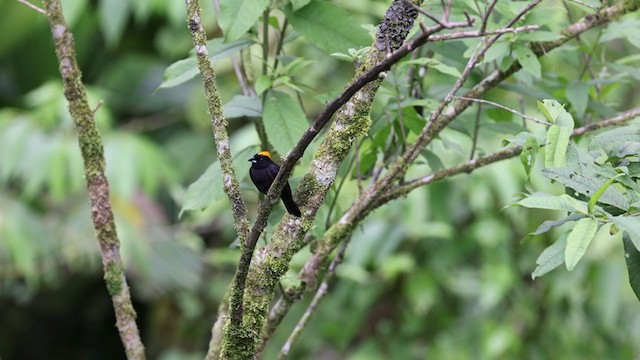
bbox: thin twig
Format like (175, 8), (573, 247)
(479, 0), (499, 34)
(277, 241), (349, 359)
(404, 0), (450, 28)
(454, 96), (551, 125)
(17, 0), (46, 14)
(384, 107), (640, 201)
(567, 0), (599, 10)
(469, 102), (482, 160)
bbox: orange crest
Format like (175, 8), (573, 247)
(258, 151), (271, 158)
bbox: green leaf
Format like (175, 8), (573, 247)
(516, 193), (587, 213)
(99, 0), (130, 47)
(219, 0), (270, 41)
(262, 91), (308, 155)
(159, 58), (199, 89)
(537, 99), (564, 123)
(588, 173), (624, 214)
(291, 0), (311, 10)
(532, 234), (567, 279)
(589, 124), (640, 159)
(520, 135), (539, 177)
(223, 95), (262, 118)
(623, 233), (640, 303)
(401, 58), (462, 78)
(531, 213), (584, 236)
(180, 161), (224, 217)
(542, 168), (629, 210)
(284, 1), (370, 54)
(255, 75), (272, 95)
(612, 216), (640, 251)
(159, 39), (253, 89)
(515, 45), (541, 78)
(564, 218), (598, 271)
(544, 125), (570, 168)
(479, 41), (510, 63)
(566, 82), (589, 117)
(179, 145), (258, 217)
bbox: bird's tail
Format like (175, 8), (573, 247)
(281, 184), (301, 217)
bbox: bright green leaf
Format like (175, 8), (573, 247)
(588, 173), (624, 214)
(262, 91), (308, 155)
(565, 218), (598, 271)
(255, 75), (272, 95)
(545, 125), (570, 168)
(219, 0), (270, 41)
(537, 99), (564, 123)
(516, 192), (587, 213)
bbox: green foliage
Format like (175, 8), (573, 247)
(219, 0), (270, 42)
(262, 91), (308, 155)
(518, 107), (640, 302)
(284, 1), (371, 54)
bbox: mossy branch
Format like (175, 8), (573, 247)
(185, 0), (250, 244)
(43, 0), (145, 359)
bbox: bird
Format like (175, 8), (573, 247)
(248, 151), (301, 217)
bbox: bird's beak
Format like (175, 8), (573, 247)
(248, 156), (256, 163)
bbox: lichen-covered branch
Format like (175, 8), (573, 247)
(262, 0), (640, 343)
(184, 2), (254, 356)
(185, 0), (250, 244)
(43, 1), (145, 359)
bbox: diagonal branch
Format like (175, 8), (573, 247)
(43, 0), (145, 359)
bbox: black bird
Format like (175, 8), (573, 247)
(249, 151), (301, 217)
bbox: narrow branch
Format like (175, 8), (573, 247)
(43, 0), (145, 358)
(383, 106), (640, 201)
(277, 241), (348, 360)
(185, 0), (251, 331)
(17, 0), (46, 14)
(428, 25), (539, 41)
(479, 0), (498, 34)
(454, 96), (551, 125)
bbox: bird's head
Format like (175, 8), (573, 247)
(249, 151), (272, 167)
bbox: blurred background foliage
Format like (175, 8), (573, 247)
(1, 0), (640, 359)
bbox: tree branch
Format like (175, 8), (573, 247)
(43, 0), (145, 358)
(184, 2), (256, 356)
